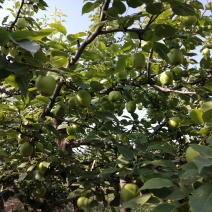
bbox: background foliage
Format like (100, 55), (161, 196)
(0, 0), (212, 211)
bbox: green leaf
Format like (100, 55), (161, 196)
(31, 28), (55, 40)
(17, 40), (40, 56)
(190, 109), (204, 124)
(201, 101), (212, 112)
(101, 167), (118, 175)
(193, 156), (212, 174)
(49, 22), (67, 35)
(112, 0), (126, 14)
(126, 0), (144, 8)
(180, 169), (200, 185)
(165, 190), (185, 201)
(190, 144), (212, 158)
(155, 24), (177, 38)
(11, 30), (36, 41)
(189, 184), (212, 212)
(170, 1), (196, 16)
(153, 42), (170, 61)
(190, 1), (204, 9)
(18, 173), (28, 181)
(152, 204), (176, 212)
(199, 126), (212, 135)
(116, 56), (126, 72)
(15, 75), (29, 104)
(82, 2), (98, 15)
(147, 142), (176, 155)
(96, 111), (118, 122)
(118, 146), (134, 160)
(0, 150), (8, 157)
(201, 102), (212, 122)
(121, 194), (151, 209)
(146, 3), (163, 15)
(51, 56), (69, 67)
(141, 178), (174, 190)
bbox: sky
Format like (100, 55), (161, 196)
(0, 0), (210, 34)
(0, 0), (90, 33)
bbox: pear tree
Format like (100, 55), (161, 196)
(0, 0), (211, 211)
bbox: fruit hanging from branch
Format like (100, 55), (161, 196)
(16, 18), (27, 29)
(167, 48), (183, 65)
(120, 183), (139, 202)
(131, 53), (145, 68)
(76, 90), (91, 107)
(19, 142), (33, 157)
(160, 71), (174, 85)
(108, 91), (121, 102)
(169, 116), (181, 128)
(35, 75), (57, 97)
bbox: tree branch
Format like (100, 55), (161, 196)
(151, 84), (196, 95)
(9, 0), (25, 30)
(39, 0), (111, 118)
(39, 78), (64, 119)
(69, 0), (111, 66)
(147, 48), (154, 82)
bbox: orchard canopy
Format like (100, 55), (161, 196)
(0, 0), (212, 211)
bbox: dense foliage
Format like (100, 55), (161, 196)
(0, 0), (212, 211)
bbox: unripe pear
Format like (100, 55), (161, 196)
(120, 183), (139, 202)
(68, 96), (79, 109)
(76, 90), (91, 107)
(20, 142), (33, 157)
(126, 101), (136, 113)
(137, 103), (143, 110)
(201, 48), (210, 56)
(17, 18), (27, 29)
(172, 67), (183, 80)
(131, 53), (145, 68)
(35, 75), (56, 97)
(66, 124), (78, 135)
(169, 116), (181, 128)
(108, 91), (121, 102)
(77, 197), (91, 210)
(167, 48), (183, 65)
(160, 71), (174, 85)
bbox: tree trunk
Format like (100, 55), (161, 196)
(0, 193), (4, 212)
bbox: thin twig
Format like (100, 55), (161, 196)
(9, 0), (25, 30)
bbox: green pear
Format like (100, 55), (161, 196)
(169, 116), (181, 128)
(20, 142), (33, 157)
(76, 90), (91, 107)
(131, 53), (145, 68)
(126, 101), (136, 113)
(17, 18), (27, 29)
(108, 91), (121, 102)
(160, 71), (174, 85)
(35, 75), (56, 97)
(167, 48), (183, 65)
(120, 183), (139, 202)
